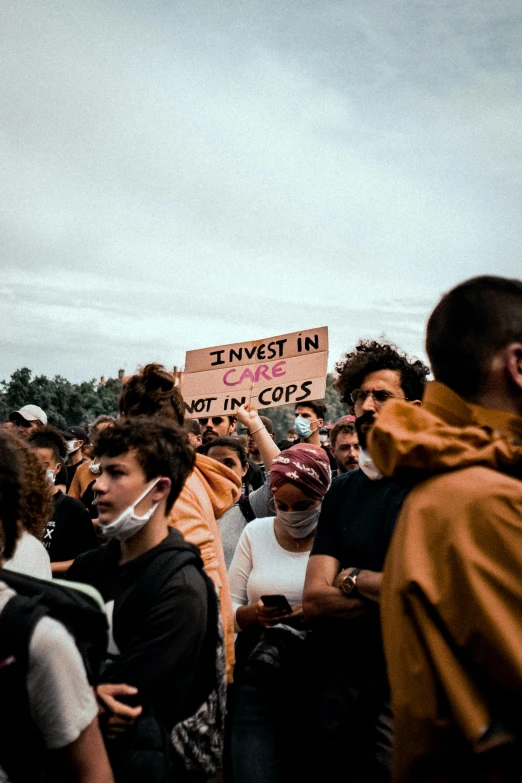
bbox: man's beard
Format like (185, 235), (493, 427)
(354, 411), (375, 451)
(340, 459), (359, 473)
(201, 429), (217, 445)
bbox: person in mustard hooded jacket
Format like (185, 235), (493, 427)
(368, 276), (522, 783)
(118, 364), (241, 683)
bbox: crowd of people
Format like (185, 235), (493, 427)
(0, 274), (521, 783)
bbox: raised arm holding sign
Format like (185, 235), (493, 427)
(182, 327), (328, 418)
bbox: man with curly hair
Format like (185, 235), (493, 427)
(303, 339), (429, 783)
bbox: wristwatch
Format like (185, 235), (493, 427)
(340, 568), (362, 596)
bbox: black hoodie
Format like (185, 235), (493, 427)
(66, 529), (211, 734)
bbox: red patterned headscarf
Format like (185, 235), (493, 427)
(269, 444), (332, 502)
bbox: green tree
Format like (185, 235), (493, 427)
(0, 368), (122, 428)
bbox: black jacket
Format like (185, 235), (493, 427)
(67, 530), (214, 781)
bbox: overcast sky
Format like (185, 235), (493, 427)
(2, 0), (521, 383)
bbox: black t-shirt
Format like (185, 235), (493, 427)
(79, 480), (98, 519)
(43, 491), (99, 563)
(310, 469), (408, 680)
(65, 459), (85, 492)
(312, 468), (407, 571)
(55, 463), (68, 488)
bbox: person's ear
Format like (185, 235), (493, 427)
(505, 343), (522, 391)
(410, 400), (422, 407)
(242, 464), (249, 478)
(55, 461), (63, 474)
(229, 419), (237, 435)
(152, 478), (171, 503)
(318, 418), (324, 428)
(195, 435), (202, 448)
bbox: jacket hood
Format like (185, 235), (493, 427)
(368, 381), (522, 485)
(193, 452), (241, 520)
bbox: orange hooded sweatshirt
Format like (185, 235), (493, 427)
(368, 381), (522, 782)
(168, 453), (241, 683)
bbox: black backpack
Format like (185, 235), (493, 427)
(110, 548), (227, 777)
(0, 571), (108, 782)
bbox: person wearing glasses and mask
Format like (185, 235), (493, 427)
(303, 340), (429, 783)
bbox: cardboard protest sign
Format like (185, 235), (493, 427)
(182, 326), (328, 418)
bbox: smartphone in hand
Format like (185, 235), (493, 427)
(260, 594), (292, 614)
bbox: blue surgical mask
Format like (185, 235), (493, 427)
(294, 416), (317, 439)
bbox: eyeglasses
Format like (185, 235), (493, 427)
(350, 389), (408, 407)
(199, 416), (225, 427)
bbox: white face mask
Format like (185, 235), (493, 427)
(97, 478), (161, 542)
(46, 468), (57, 484)
(276, 506), (320, 539)
(358, 449), (383, 481)
(89, 461), (101, 474)
(66, 440), (81, 454)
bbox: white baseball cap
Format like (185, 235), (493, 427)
(9, 405), (48, 426)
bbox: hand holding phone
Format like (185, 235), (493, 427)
(260, 594), (292, 614)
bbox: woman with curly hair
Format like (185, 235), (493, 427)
(4, 433), (53, 579)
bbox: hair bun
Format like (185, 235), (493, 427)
(141, 363), (175, 393)
(119, 364), (184, 425)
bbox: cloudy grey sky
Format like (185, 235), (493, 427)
(2, 0), (521, 383)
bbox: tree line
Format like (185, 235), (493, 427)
(0, 368), (348, 435)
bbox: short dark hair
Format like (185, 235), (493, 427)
(0, 433), (23, 561)
(94, 416), (195, 514)
(335, 340), (429, 409)
(205, 436), (248, 468)
(89, 415), (116, 438)
(119, 363), (185, 425)
(259, 416), (274, 435)
(184, 419), (201, 436)
(28, 426), (67, 463)
(426, 275), (522, 399)
(295, 400), (327, 421)
(330, 420), (357, 449)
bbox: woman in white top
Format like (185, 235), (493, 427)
(3, 435), (53, 580)
(4, 529), (52, 580)
(228, 443), (332, 783)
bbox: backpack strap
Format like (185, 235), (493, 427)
(115, 548), (200, 621)
(0, 593), (48, 663)
(238, 494), (256, 523)
(0, 594), (49, 783)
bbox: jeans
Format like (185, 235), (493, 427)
(231, 671), (310, 783)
